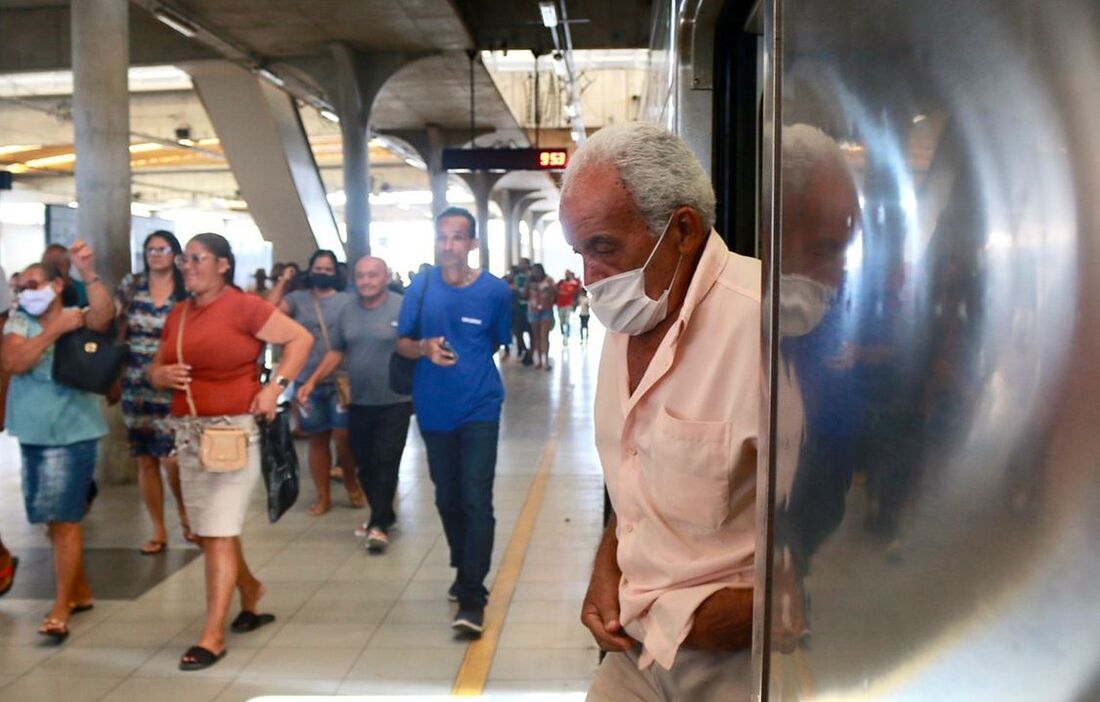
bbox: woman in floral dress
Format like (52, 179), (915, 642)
(117, 230), (193, 553)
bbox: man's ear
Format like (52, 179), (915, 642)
(674, 207), (707, 255)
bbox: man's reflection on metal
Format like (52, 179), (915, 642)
(771, 124), (861, 653)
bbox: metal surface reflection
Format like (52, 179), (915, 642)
(764, 0), (1100, 699)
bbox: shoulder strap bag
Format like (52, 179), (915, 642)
(312, 295), (352, 408)
(388, 270), (430, 395)
(178, 301), (249, 472)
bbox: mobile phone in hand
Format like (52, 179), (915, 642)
(440, 339), (459, 361)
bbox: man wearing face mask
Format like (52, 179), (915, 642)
(561, 122), (761, 700)
(273, 249), (361, 516)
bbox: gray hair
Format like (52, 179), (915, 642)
(561, 122), (716, 237)
(782, 124), (851, 196)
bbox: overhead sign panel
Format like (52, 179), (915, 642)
(442, 148), (569, 172)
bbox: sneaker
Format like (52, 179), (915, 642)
(353, 521), (370, 538)
(447, 581), (460, 602)
(366, 527), (389, 553)
(452, 605), (484, 637)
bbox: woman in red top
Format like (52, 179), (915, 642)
(149, 233), (312, 671)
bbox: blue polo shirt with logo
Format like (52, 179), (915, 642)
(398, 267), (513, 432)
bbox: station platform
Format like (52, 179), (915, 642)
(0, 337), (605, 701)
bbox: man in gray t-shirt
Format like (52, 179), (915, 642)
(296, 256), (413, 552)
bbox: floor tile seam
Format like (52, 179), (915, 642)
(336, 529), (448, 685)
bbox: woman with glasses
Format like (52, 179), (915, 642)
(149, 233), (312, 671)
(117, 230), (194, 554)
(2, 241), (112, 642)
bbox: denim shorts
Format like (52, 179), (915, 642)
(527, 307), (554, 325)
(20, 440), (98, 523)
(297, 382), (349, 434)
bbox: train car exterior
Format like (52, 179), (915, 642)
(643, 1), (1100, 699)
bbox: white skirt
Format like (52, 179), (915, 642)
(174, 414), (261, 538)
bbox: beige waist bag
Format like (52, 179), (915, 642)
(178, 301), (249, 472)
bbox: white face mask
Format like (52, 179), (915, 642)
(585, 214), (682, 336)
(778, 273), (836, 337)
(18, 286), (56, 317)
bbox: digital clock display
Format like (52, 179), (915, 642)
(538, 150), (568, 169)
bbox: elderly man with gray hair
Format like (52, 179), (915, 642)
(561, 121), (760, 700)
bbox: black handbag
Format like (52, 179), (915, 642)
(259, 404), (299, 523)
(389, 269), (431, 395)
(52, 325), (129, 395)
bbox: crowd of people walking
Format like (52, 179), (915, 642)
(0, 204), (588, 666)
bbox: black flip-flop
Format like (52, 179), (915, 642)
(0, 556), (19, 598)
(230, 610), (276, 633)
(179, 645), (226, 671)
(70, 601), (95, 615)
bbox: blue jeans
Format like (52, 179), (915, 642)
(421, 421), (499, 609)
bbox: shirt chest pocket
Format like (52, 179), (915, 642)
(645, 407), (733, 531)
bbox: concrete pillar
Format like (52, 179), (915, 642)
(72, 0), (132, 485)
(461, 172), (504, 270)
(426, 124), (449, 220)
(329, 46), (411, 262)
(496, 189), (515, 270)
(72, 0), (130, 288)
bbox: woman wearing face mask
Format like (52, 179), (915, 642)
(1, 242), (113, 643)
(524, 264), (557, 370)
(117, 230), (194, 555)
(149, 233), (312, 670)
(271, 249), (362, 515)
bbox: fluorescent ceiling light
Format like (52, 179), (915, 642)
(0, 145), (42, 157)
(153, 9), (198, 38)
(320, 109), (340, 123)
(257, 68), (285, 87)
(23, 153), (76, 169)
(128, 143), (162, 153)
(539, 1), (558, 27)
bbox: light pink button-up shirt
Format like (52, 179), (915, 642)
(594, 231), (761, 671)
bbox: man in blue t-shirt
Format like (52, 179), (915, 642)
(396, 206), (512, 638)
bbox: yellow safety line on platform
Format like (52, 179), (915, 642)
(451, 390), (570, 696)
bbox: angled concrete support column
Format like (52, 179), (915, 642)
(329, 46), (411, 262)
(187, 61), (341, 264)
(72, 0), (131, 483)
(72, 0), (130, 288)
(509, 190), (541, 264)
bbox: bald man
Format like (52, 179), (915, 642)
(297, 256), (413, 552)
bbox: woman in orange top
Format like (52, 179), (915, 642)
(149, 233), (312, 671)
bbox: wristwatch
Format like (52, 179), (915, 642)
(273, 374), (290, 389)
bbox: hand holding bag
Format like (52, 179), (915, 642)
(312, 296), (352, 408)
(178, 301), (249, 473)
(389, 270), (430, 395)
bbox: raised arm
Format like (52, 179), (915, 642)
(70, 240), (112, 332)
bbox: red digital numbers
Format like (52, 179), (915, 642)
(538, 150), (568, 169)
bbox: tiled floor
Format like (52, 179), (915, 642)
(0, 333), (606, 701)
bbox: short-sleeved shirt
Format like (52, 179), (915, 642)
(332, 293), (410, 407)
(284, 289), (354, 384)
(556, 279), (581, 308)
(594, 232), (761, 671)
(3, 309), (108, 446)
(398, 268), (512, 432)
(161, 287), (277, 417)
